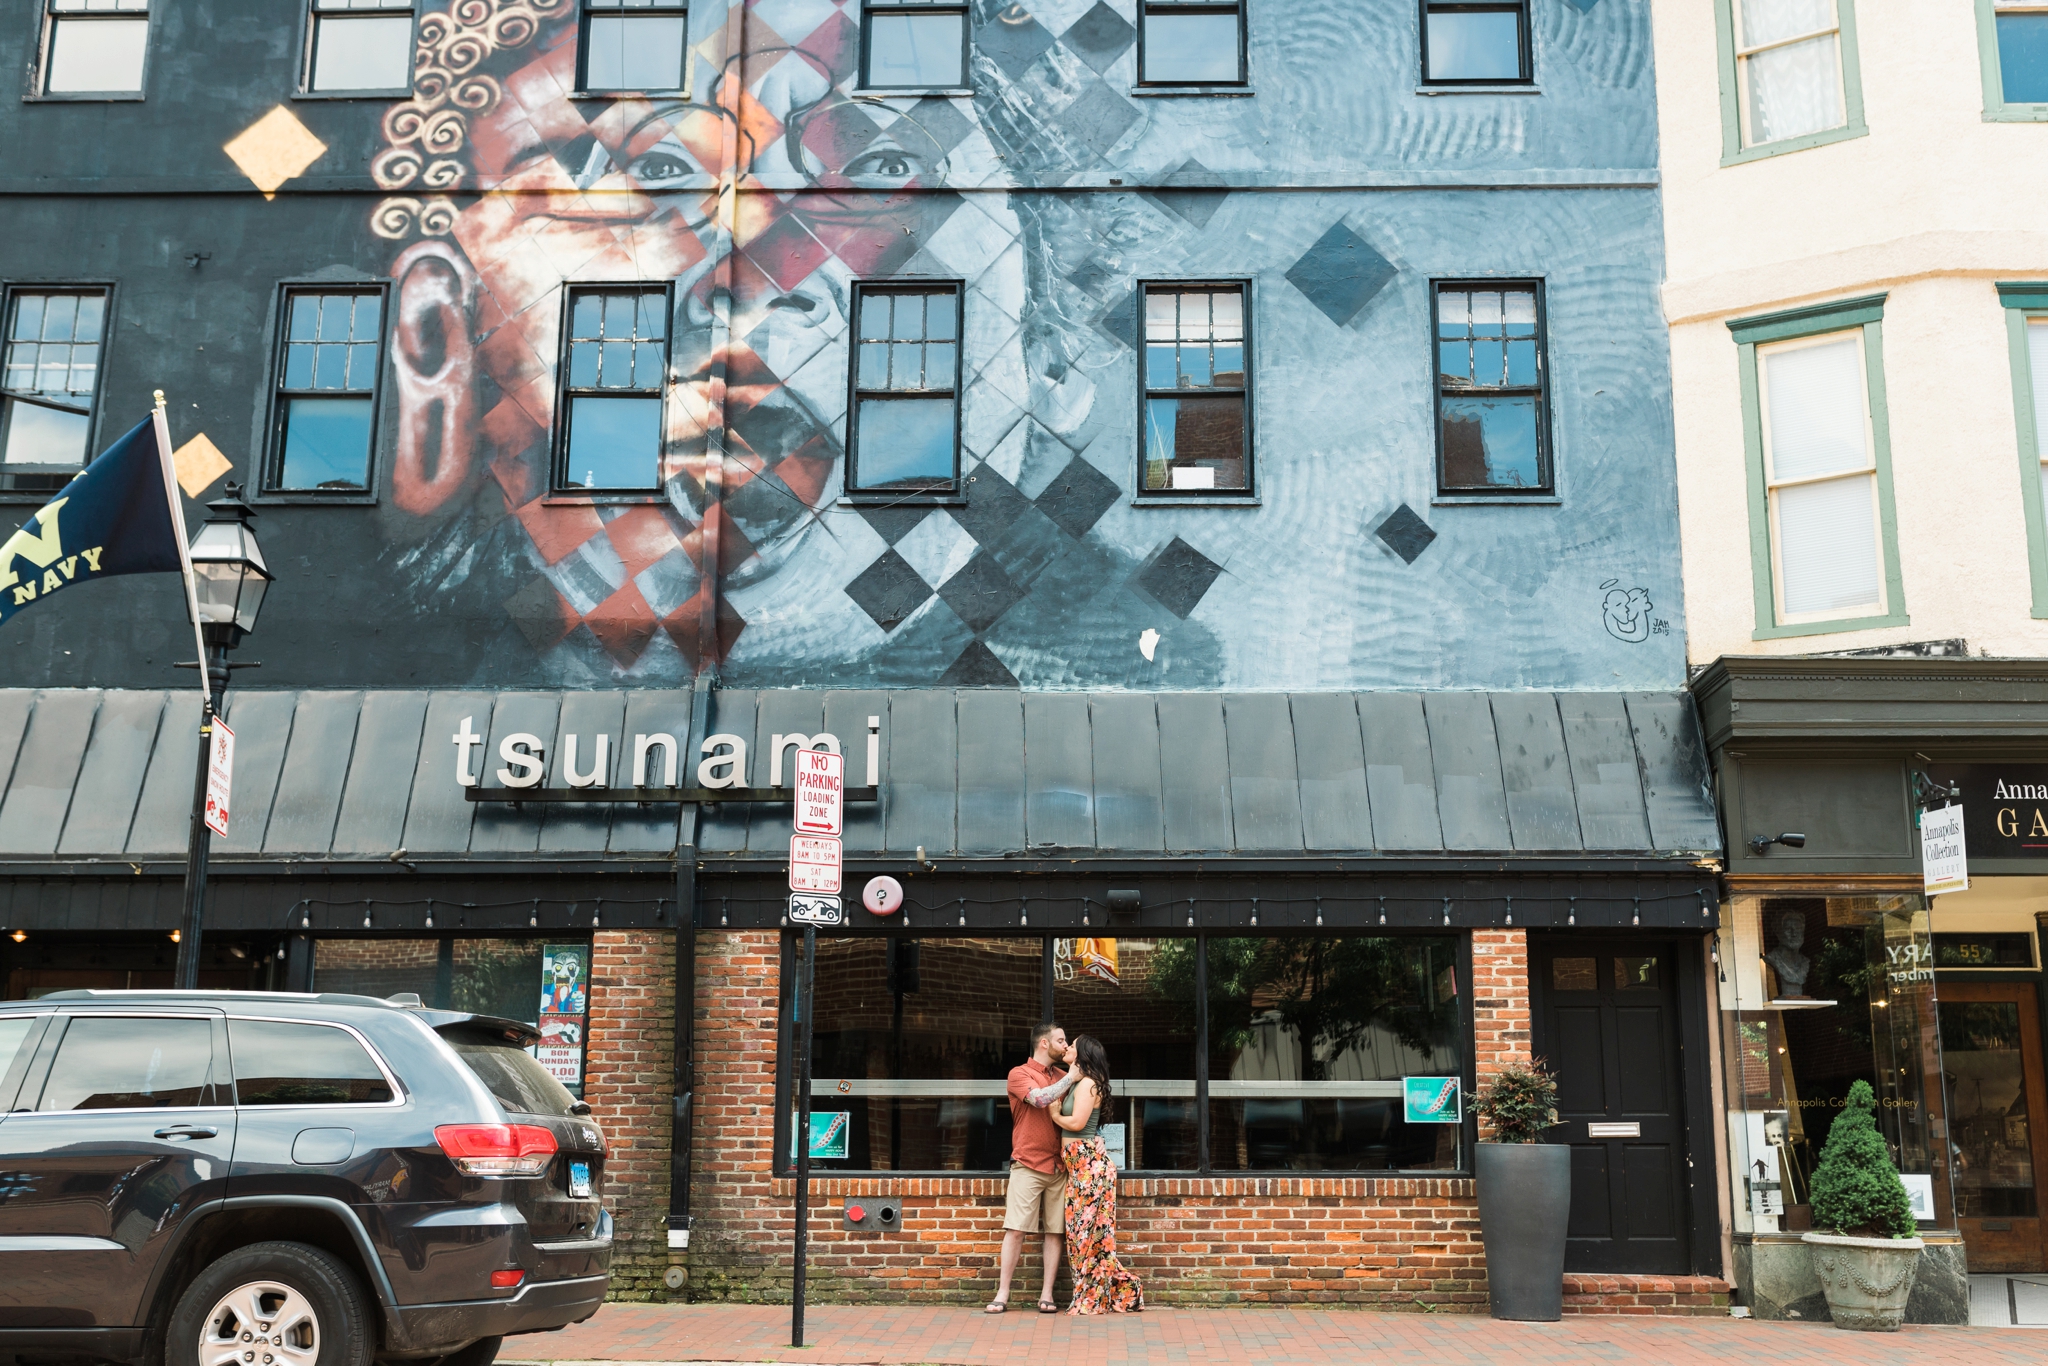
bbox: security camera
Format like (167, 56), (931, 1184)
(1747, 832), (1807, 856)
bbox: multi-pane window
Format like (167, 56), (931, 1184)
(2023, 319), (2048, 540)
(1421, 1), (1531, 84)
(1138, 1), (1247, 86)
(2, 290), (107, 494)
(788, 935), (1466, 1175)
(41, 0), (151, 96)
(1732, 0), (1848, 146)
(1434, 282), (1550, 494)
(848, 285), (961, 491)
(559, 287), (670, 493)
(1142, 284), (1249, 494)
(272, 291), (384, 492)
(1993, 1), (2048, 105)
(861, 1), (968, 90)
(582, 0), (689, 93)
(1757, 330), (1885, 622)
(306, 0), (415, 93)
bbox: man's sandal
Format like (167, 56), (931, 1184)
(1037, 1300), (1059, 1313)
(982, 1300), (1008, 1314)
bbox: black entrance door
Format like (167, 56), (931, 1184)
(1530, 937), (1690, 1273)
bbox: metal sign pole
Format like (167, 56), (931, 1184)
(792, 922), (815, 1347)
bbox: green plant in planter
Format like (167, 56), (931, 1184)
(1810, 1080), (1915, 1238)
(1474, 1059), (1560, 1144)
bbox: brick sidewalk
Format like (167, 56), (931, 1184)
(502, 1303), (2042, 1366)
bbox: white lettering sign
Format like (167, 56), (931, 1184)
(793, 748), (844, 836)
(1922, 803), (1969, 896)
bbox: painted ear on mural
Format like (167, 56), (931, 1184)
(391, 240), (482, 516)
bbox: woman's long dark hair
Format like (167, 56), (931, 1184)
(1072, 1034), (1113, 1121)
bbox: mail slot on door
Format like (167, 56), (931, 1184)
(1588, 1122), (1641, 1138)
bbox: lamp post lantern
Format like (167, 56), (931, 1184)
(173, 485), (272, 989)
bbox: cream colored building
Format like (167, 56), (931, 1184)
(1656, 0), (2048, 1324)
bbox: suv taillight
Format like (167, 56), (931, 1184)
(435, 1124), (558, 1177)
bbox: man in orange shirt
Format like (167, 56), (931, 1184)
(988, 1022), (1078, 1313)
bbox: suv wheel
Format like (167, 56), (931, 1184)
(168, 1242), (372, 1366)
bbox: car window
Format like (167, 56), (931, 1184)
(40, 1016), (215, 1111)
(446, 1033), (579, 1117)
(229, 1020), (395, 1105)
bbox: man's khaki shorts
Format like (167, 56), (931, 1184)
(1002, 1162), (1067, 1234)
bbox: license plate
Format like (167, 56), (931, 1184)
(569, 1161), (592, 1198)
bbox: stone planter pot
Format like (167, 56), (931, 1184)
(1802, 1232), (1924, 1331)
(1476, 1142), (1571, 1321)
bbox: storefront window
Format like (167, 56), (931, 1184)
(1941, 999), (2036, 1220)
(1054, 937), (1198, 1171)
(1205, 936), (1462, 1171)
(1716, 894), (1950, 1235)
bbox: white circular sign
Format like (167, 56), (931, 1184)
(863, 876), (904, 916)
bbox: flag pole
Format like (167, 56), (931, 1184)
(152, 391), (211, 715)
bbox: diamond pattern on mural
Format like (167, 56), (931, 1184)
(845, 549), (935, 633)
(1376, 504), (1439, 565)
(1062, 1), (1137, 74)
(1136, 537), (1224, 619)
(1286, 222), (1399, 328)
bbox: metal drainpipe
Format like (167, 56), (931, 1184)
(668, 675), (715, 1273)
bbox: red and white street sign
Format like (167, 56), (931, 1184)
(793, 748), (844, 837)
(203, 718), (235, 838)
(789, 834), (843, 895)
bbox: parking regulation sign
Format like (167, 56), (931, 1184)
(789, 834), (843, 894)
(789, 893), (844, 927)
(793, 748), (844, 836)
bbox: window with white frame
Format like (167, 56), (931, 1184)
(1731, 0), (1848, 147)
(1758, 330), (1885, 622)
(861, 0), (968, 90)
(1, 289), (108, 494)
(41, 0), (150, 96)
(582, 0), (689, 93)
(2026, 319), (2048, 520)
(307, 0), (415, 92)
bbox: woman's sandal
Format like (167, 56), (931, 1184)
(982, 1300), (1008, 1314)
(1038, 1299), (1059, 1313)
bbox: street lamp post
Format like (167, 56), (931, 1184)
(173, 485), (272, 990)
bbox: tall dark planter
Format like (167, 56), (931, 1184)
(1476, 1142), (1571, 1320)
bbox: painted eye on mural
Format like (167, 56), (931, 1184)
(843, 147), (923, 184)
(626, 149), (698, 187)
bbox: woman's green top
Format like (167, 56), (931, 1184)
(1060, 1081), (1101, 1141)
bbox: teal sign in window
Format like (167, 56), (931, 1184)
(1403, 1076), (1462, 1125)
(808, 1110), (849, 1160)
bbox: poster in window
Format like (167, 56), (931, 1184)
(537, 943), (588, 1092)
(1074, 938), (1120, 986)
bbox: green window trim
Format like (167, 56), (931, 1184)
(1998, 283), (2048, 616)
(1729, 293), (1908, 640)
(1714, 0), (1869, 166)
(1977, 0), (2048, 121)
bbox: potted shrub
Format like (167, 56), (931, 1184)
(1473, 1059), (1569, 1321)
(1803, 1079), (1923, 1331)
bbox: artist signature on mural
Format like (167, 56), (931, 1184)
(1600, 580), (1653, 643)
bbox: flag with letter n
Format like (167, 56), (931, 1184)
(0, 418), (183, 625)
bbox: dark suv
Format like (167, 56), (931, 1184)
(0, 991), (610, 1366)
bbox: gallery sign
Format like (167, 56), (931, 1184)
(1924, 766), (2048, 860)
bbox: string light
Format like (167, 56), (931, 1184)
(1567, 897), (1576, 927)
(1504, 896), (1513, 928)
(1314, 896), (1323, 928)
(1250, 898), (1259, 928)
(1378, 896), (1386, 927)
(1442, 896), (1451, 927)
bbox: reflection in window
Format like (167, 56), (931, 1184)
(1940, 1000), (2038, 1218)
(1422, 1), (1529, 84)
(43, 0), (150, 95)
(308, 0), (414, 92)
(1139, 1), (1246, 85)
(559, 286), (670, 492)
(230, 1020), (393, 1105)
(1436, 282), (1548, 493)
(2, 288), (107, 493)
(862, 0), (967, 89)
(849, 284), (961, 490)
(804, 937), (1043, 1171)
(1143, 284), (1249, 493)
(1615, 956), (1660, 991)
(1732, 0), (1847, 147)
(274, 290), (383, 491)
(41, 1016), (214, 1110)
(1203, 936), (1462, 1171)
(583, 0), (688, 92)
(1055, 937), (1198, 1170)
(1552, 957), (1597, 992)
(1997, 2), (2048, 103)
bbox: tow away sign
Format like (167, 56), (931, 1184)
(789, 893), (844, 927)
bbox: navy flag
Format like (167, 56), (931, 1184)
(0, 417), (184, 626)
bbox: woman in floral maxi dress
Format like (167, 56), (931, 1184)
(1051, 1035), (1143, 1315)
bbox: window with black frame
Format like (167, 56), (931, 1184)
(787, 932), (1466, 1174)
(557, 286), (671, 493)
(1421, 1), (1531, 85)
(1142, 283), (1249, 494)
(1434, 280), (1550, 495)
(271, 289), (385, 492)
(305, 0), (415, 93)
(2, 288), (107, 493)
(847, 283), (962, 493)
(581, 0), (689, 94)
(1138, 1), (1247, 86)
(860, 0), (968, 90)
